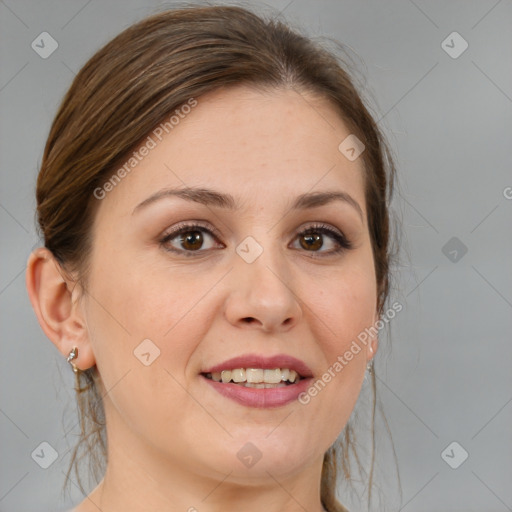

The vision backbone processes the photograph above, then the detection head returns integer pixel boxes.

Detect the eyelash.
[159,221,353,258]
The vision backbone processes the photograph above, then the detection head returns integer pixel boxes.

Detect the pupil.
[302,233,322,251]
[182,231,203,250]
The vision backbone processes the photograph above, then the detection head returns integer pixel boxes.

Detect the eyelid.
[160,220,223,242]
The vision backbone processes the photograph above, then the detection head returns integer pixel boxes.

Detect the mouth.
[200,354,313,408]
[201,367,303,388]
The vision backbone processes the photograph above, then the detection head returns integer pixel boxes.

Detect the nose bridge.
[235,230,287,287]
[225,231,302,331]
[236,220,290,274]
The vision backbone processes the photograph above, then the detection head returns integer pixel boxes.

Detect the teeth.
[242,382,287,388]
[231,368,245,383]
[246,368,264,383]
[263,369,282,383]
[209,368,300,384]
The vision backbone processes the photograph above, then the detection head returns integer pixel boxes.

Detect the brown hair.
[35,4,398,510]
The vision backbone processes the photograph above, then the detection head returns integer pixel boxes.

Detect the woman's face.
[82,85,378,483]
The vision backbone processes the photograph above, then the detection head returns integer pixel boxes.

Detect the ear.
[367,309,379,362]
[25,247,96,371]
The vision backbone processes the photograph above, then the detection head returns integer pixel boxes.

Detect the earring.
[366,359,374,374]
[66,346,79,373]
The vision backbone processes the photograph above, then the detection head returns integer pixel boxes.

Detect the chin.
[221,433,319,480]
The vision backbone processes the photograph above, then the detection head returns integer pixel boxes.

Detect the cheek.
[84,246,215,387]
[288,302,375,458]
[313,262,377,351]
[302,260,376,424]
[82,260,204,440]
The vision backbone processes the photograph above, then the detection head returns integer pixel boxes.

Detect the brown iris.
[180,231,204,251]
[300,232,322,251]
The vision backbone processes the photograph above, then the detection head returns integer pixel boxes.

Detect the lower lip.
[201,375,312,408]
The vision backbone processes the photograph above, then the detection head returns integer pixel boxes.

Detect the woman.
[26,4,397,511]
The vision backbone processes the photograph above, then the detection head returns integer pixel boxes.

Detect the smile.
[203,367,301,387]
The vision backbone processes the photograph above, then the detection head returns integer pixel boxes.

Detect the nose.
[224,247,303,333]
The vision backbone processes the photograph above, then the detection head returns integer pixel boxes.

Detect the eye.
[291,223,352,257]
[159,222,224,257]
[159,221,352,257]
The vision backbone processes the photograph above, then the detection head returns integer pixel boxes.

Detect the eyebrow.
[132,186,364,221]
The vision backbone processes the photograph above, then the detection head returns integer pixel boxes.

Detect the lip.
[201,375,313,408]
[201,353,313,378]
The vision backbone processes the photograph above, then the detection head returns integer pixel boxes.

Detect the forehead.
[97,85,367,218]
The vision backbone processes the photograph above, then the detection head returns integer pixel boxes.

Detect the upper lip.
[202,354,313,378]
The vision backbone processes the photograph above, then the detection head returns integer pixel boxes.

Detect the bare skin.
[27,85,378,512]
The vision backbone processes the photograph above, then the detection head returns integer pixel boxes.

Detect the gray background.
[1,0,511,511]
